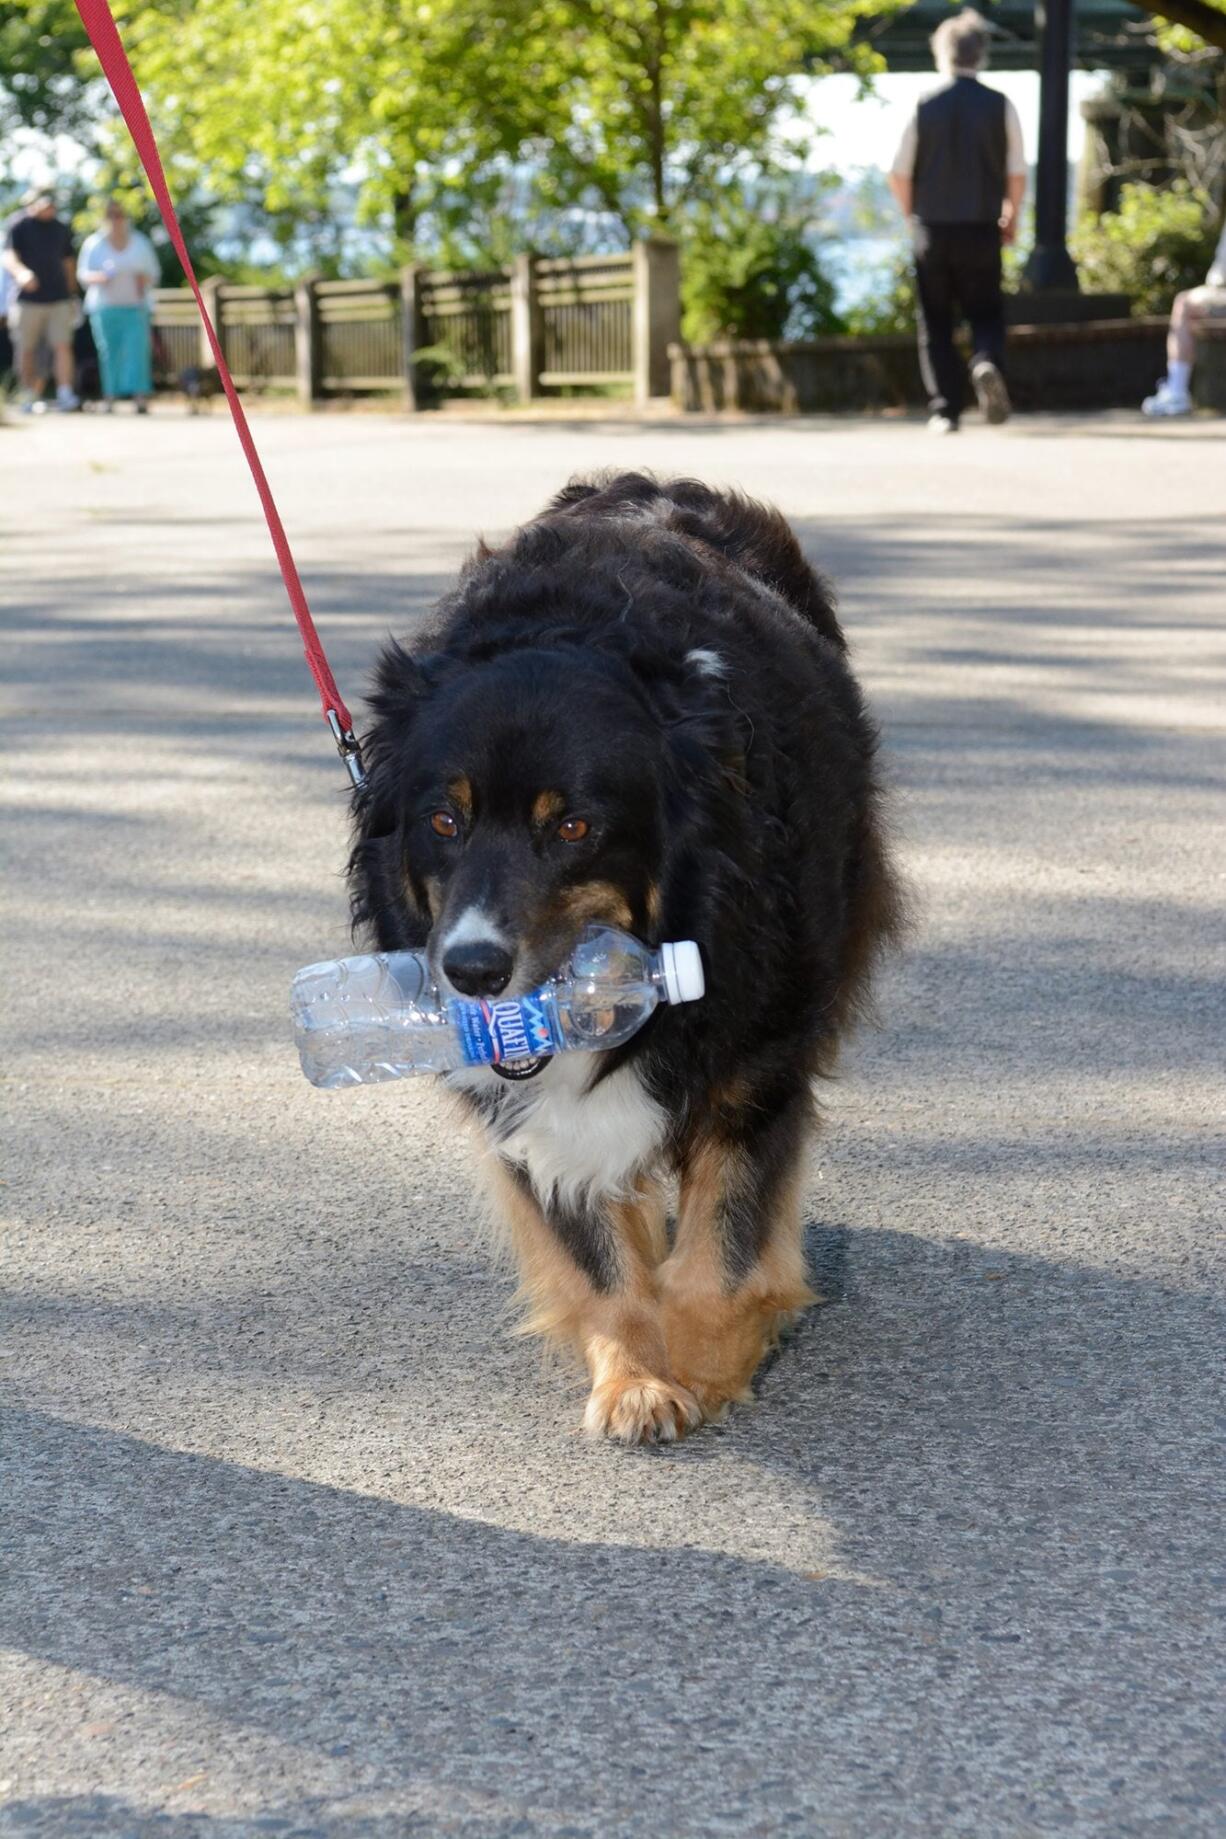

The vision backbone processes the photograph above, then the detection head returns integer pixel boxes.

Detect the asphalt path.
[2,406,1223,1838]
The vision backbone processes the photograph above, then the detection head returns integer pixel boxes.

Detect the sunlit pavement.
[3,406,1223,1838]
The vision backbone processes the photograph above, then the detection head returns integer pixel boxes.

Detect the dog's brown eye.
[558,817,589,843]
[430,810,459,839]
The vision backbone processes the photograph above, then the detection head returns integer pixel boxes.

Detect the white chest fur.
[458,1056,666,1210]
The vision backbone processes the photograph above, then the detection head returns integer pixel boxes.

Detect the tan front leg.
[659,1110,815,1424]
[486,1160,699,1443]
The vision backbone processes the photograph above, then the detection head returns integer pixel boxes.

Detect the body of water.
[825,233,908,314]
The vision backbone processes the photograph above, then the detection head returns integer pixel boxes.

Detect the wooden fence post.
[510,252,543,403]
[633,238,680,405]
[199,274,224,371]
[401,265,427,410]
[294,273,321,408]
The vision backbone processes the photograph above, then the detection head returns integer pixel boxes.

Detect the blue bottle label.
[449,990,563,1066]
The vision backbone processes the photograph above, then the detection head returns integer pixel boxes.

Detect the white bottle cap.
[659,940,705,1005]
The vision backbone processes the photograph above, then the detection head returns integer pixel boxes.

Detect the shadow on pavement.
[4,435,1223,1838]
[3,1211,1223,1836]
[4,509,1223,847]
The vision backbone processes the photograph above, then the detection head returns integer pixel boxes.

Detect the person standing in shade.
[78,199,161,413]
[3,188,79,413]
[888,10,1027,434]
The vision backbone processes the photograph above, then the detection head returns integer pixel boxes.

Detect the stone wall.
[669,318,1226,416]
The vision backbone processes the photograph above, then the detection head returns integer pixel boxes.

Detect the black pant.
[913,222,1005,422]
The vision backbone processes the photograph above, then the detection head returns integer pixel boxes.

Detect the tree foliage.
[59,0,889,269]
[1145,0,1226,56]
[680,177,844,340]
[842,245,916,335]
[0,0,94,147]
[1071,179,1221,312]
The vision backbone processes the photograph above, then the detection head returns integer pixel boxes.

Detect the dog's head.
[349,642,694,1001]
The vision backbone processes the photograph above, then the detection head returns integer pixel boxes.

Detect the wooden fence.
[537,254,635,386]
[150,243,679,408]
[317,279,403,392]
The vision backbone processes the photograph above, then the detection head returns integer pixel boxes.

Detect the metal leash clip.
[327,709,367,789]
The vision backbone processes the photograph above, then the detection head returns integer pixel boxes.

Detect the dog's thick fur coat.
[349,473,902,1440]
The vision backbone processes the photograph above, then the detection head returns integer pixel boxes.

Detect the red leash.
[73,0,365,788]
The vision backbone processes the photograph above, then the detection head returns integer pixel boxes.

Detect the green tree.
[0,1,210,279]
[1071,179,1220,312]
[1146,1,1226,56]
[681,177,844,340]
[108,0,892,268]
[843,246,916,336]
[0,0,94,149]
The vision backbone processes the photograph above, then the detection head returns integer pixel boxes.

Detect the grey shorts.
[1187,285,1226,319]
[10,297,76,352]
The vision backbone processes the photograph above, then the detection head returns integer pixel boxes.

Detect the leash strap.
[73,0,366,788]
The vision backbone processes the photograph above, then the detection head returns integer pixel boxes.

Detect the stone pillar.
[199,274,224,368]
[294,273,321,409]
[510,253,543,402]
[1024,0,1080,291]
[633,238,681,404]
[401,265,426,411]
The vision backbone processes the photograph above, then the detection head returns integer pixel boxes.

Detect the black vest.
[913,76,1007,226]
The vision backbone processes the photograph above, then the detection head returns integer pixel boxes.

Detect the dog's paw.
[583,1374,702,1445]
[674,1378,752,1427]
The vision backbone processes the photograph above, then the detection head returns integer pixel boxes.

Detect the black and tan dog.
[349,473,902,1442]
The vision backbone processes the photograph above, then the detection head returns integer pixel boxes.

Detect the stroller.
[74,315,101,405]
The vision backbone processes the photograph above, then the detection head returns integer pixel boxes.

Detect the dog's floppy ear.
[353,642,445,824]
[665,701,750,809]
[548,480,603,512]
[347,643,445,948]
[626,645,749,808]
[365,640,444,724]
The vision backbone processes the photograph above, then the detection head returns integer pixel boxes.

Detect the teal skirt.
[90,304,152,399]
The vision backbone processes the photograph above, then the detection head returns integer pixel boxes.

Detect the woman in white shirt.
[78,200,160,412]
[1143,219,1226,417]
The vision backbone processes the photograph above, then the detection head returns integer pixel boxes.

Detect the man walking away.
[888,10,1026,434]
[3,188,80,414]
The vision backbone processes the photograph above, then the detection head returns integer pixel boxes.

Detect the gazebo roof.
[854,0,1156,71]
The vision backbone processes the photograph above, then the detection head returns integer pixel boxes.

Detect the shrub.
[679,183,844,343]
[843,246,916,335]
[843,229,1030,337]
[1071,181,1220,315]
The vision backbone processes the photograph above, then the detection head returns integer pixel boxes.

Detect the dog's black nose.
[442,941,514,999]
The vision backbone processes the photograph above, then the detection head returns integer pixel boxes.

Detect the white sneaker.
[1141,380,1191,418]
[971,358,1011,425]
[927,413,958,435]
[55,387,81,412]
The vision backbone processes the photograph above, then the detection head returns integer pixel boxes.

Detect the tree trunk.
[647,0,668,226]
[392,187,416,256]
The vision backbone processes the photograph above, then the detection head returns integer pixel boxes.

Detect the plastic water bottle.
[291,925,705,1089]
